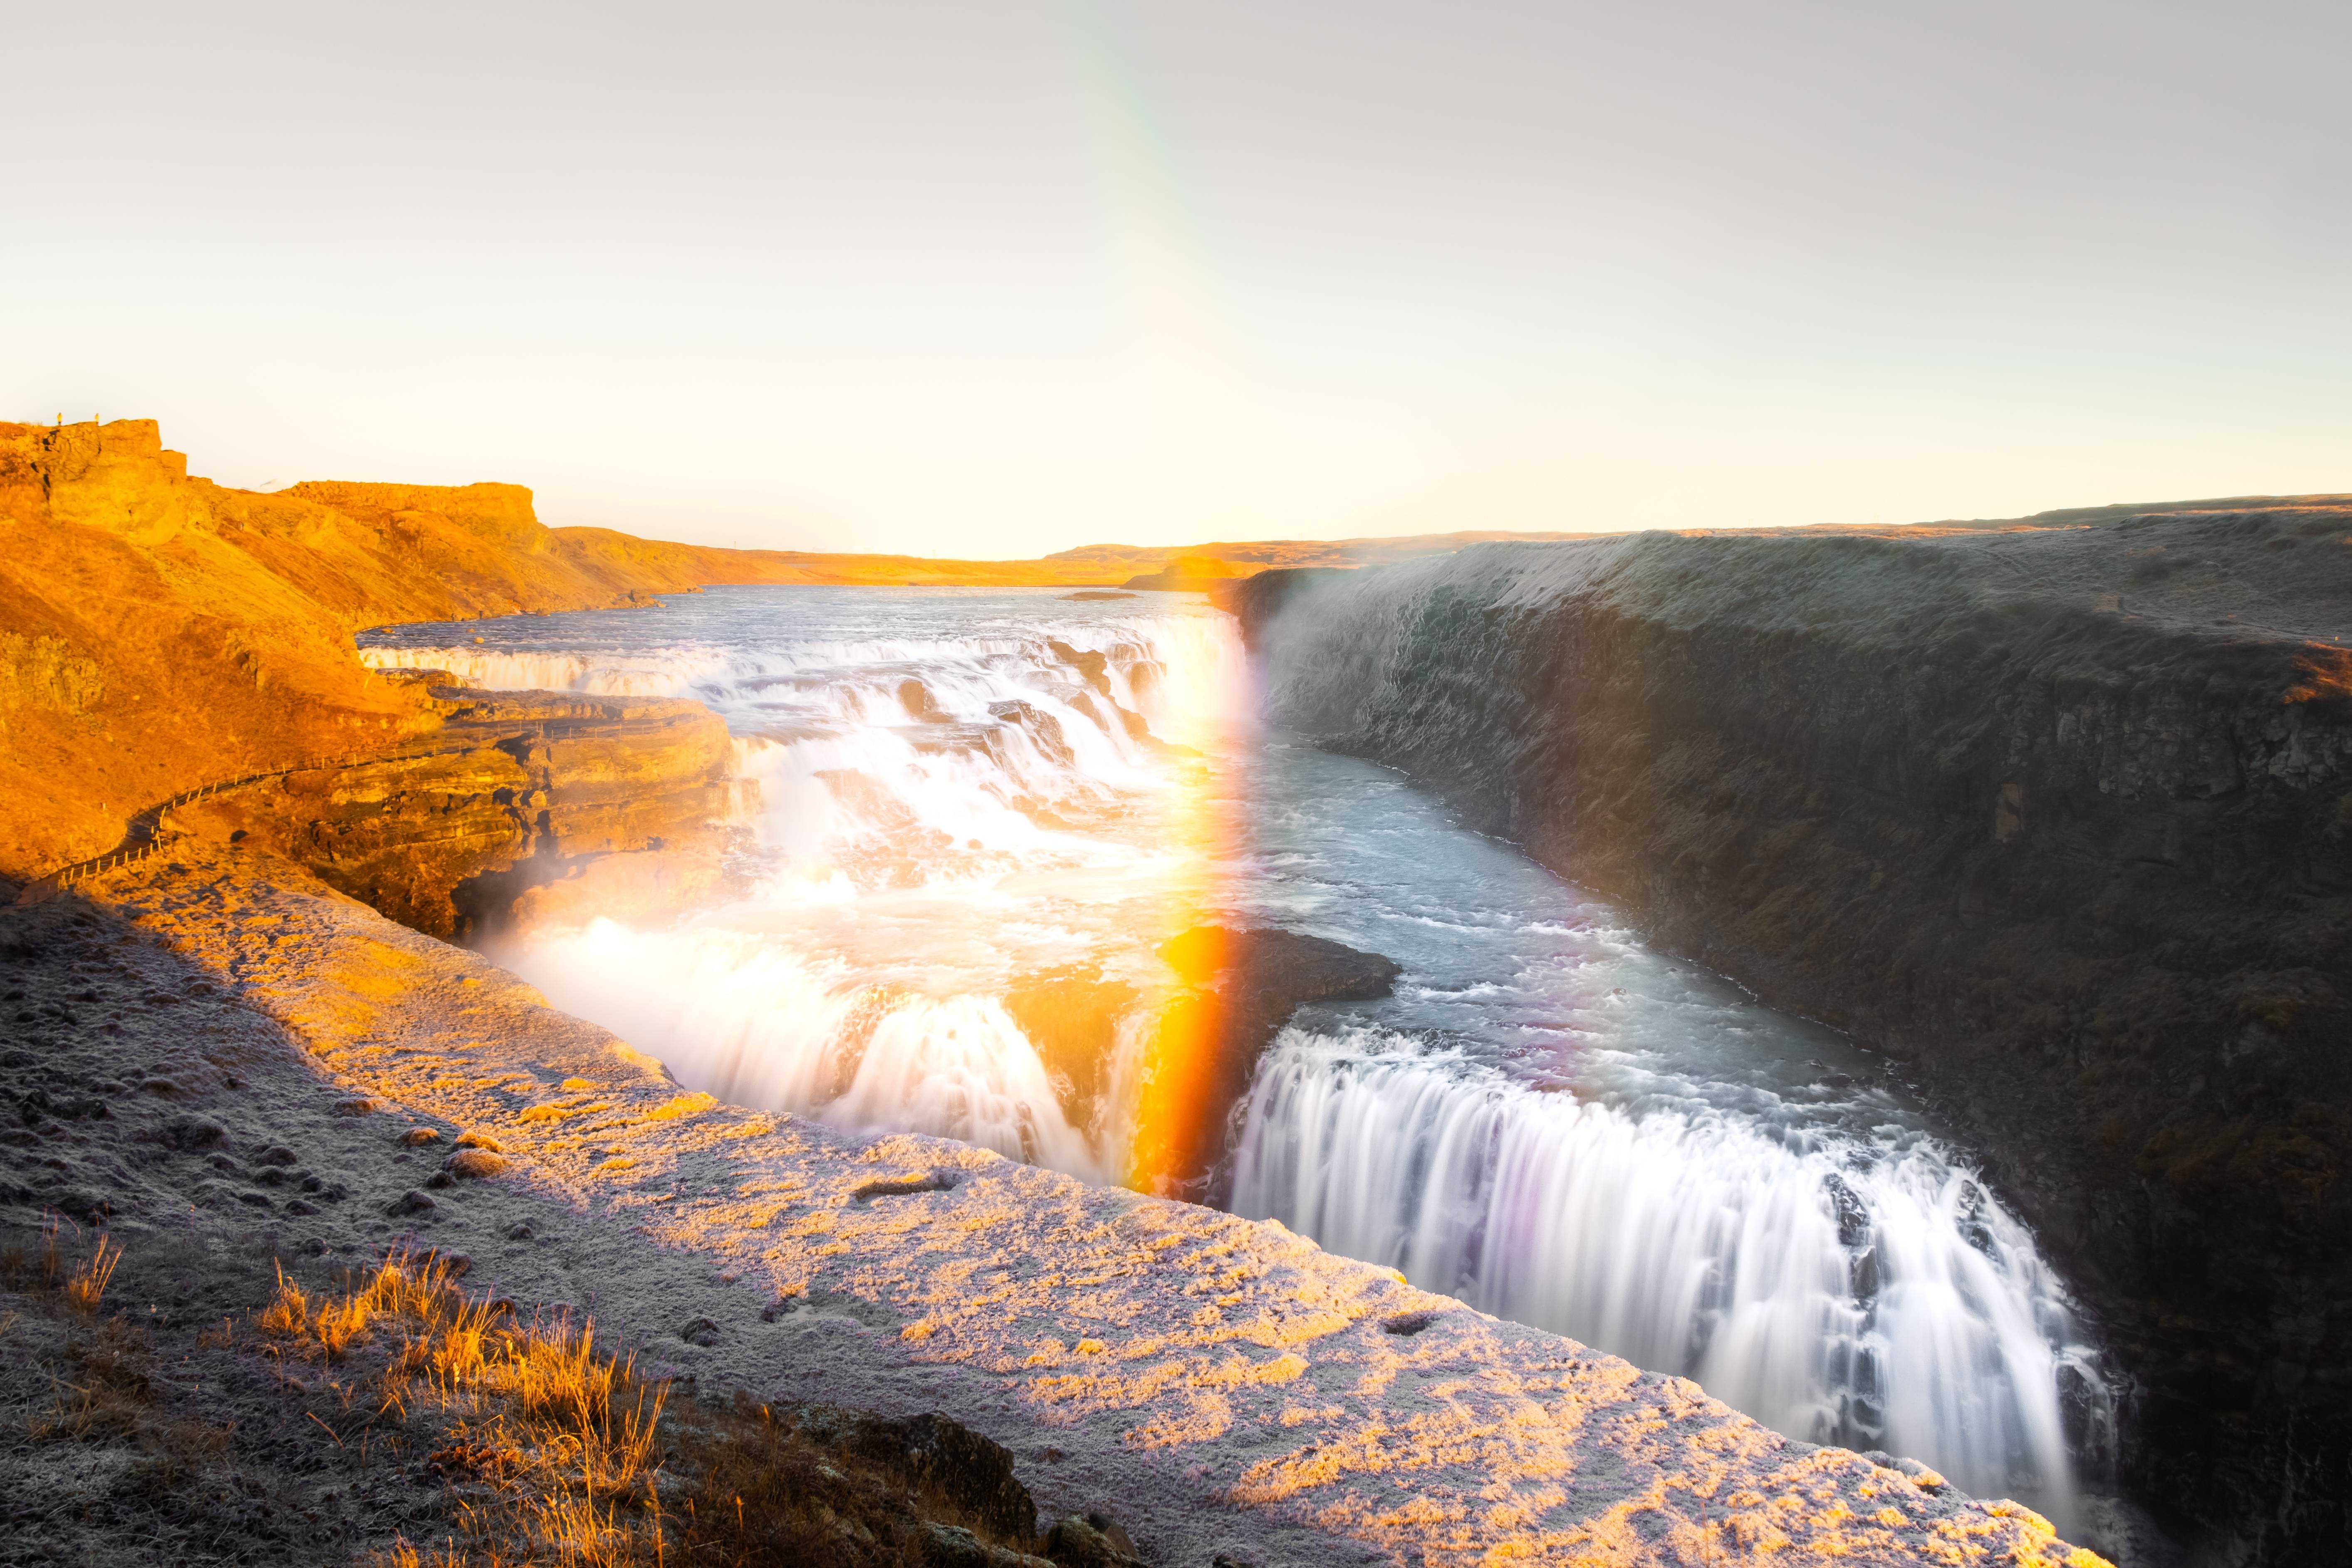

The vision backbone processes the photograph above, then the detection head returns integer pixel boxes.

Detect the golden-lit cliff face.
[0,414,1571,884]
[0,418,1114,881]
[164,687,739,941]
[0,420,750,880]
[3,420,434,878]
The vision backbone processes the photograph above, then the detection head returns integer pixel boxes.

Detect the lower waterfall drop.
[1230,1028,2110,1518]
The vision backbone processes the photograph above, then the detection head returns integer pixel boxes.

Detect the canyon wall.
[1222,505,2352,1564]
[0,419,743,880]
[162,687,738,940]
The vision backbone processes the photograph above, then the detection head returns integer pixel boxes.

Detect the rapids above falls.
[360,585,2113,1526]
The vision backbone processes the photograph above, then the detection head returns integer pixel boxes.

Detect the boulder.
[1043,1512,1142,1568]
[845,1412,1036,1548]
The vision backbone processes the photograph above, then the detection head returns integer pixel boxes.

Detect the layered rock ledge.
[161,686,739,939]
[1218,502,2352,1562]
[7,842,2102,1567]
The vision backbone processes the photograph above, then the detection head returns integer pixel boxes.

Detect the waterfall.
[360,587,2113,1528]
[1230,1027,2110,1517]
[370,597,1252,1183]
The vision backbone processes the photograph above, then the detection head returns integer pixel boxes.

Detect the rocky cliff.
[0,419,749,881]
[1222,503,2352,1565]
[161,687,738,940]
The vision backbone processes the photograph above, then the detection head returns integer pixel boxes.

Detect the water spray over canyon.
[362,585,2112,1525]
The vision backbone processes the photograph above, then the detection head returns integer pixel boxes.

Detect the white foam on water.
[512,920,1107,1179]
[1229,1027,2107,1521]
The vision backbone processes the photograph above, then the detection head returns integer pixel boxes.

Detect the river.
[359,583,2112,1527]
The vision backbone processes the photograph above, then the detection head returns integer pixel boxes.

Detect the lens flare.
[1118,618,1253,1194]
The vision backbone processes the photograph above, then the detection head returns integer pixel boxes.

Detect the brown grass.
[2,1229,1052,1566]
[30,1316,155,1442]
[66,1234,122,1313]
[3,1214,114,1308]
[249,1253,1040,1567]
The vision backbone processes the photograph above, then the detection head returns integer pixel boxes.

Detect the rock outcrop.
[1222,501,2352,1564]
[1132,926,1402,1199]
[162,687,738,940]
[1000,927,1401,1197]
[0,419,757,882]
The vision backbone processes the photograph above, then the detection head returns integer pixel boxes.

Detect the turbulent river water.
[361,585,2114,1526]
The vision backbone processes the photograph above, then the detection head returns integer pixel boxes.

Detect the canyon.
[10,411,2341,1565]
[1219,507,2352,1564]
[0,417,1569,884]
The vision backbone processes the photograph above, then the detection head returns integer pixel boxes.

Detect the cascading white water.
[359,585,2112,1527]
[362,597,1252,1180]
[507,925,1109,1177]
[1229,1030,2107,1516]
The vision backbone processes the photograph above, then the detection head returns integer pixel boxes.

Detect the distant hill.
[1047,529,1602,575]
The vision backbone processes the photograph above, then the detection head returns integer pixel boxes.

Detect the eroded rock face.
[998,929,1399,1194]
[165,687,738,940]
[1002,968,1141,1135]
[836,1411,1039,1546]
[1226,504,2352,1563]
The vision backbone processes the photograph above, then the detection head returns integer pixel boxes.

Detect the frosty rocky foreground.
[30,839,2108,1567]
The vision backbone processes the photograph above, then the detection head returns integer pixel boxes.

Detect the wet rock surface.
[1228,500,2352,1564]
[1149,926,1402,1200]
[998,927,1401,1193]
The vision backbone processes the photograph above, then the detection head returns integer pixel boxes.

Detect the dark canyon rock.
[1043,1510,1143,1567]
[840,1411,1038,1548]
[1145,925,1401,1199]
[1226,501,2352,1563]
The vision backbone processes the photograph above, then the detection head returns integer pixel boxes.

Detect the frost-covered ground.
[53,841,2108,1567]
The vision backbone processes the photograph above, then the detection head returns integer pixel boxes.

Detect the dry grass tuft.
[2,1228,1062,1566]
[66,1235,123,1313]
[260,1261,311,1335]
[3,1216,120,1312]
[261,1252,1040,1567]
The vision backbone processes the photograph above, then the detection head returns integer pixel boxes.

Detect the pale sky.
[5,1,2345,555]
